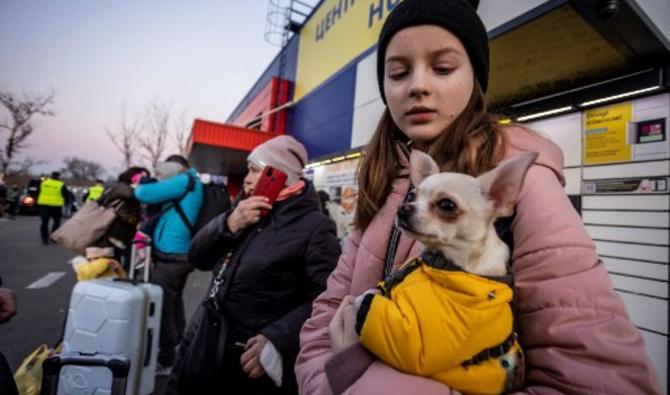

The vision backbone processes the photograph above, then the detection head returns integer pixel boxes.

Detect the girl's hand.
[226,196,272,233]
[329,295,359,354]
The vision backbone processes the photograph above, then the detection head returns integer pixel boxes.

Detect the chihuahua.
[398,149,538,276]
[352,149,538,395]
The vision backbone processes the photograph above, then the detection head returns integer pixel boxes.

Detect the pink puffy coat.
[296,128,661,395]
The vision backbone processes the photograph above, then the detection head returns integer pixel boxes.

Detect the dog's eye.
[437,198,457,212]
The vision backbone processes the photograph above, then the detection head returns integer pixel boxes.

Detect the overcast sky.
[0,0,280,176]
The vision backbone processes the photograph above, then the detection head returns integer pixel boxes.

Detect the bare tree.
[107,107,141,169]
[0,90,55,174]
[61,156,105,181]
[6,156,48,176]
[137,102,170,170]
[172,107,191,157]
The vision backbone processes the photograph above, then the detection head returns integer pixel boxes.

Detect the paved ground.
[0,216,75,368]
[0,215,210,394]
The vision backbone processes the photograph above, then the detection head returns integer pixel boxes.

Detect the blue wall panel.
[226,35,300,123]
[287,65,356,159]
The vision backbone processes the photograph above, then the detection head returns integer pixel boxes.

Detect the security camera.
[595,0,620,21]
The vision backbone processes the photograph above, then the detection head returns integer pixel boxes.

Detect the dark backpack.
[173,174,232,235]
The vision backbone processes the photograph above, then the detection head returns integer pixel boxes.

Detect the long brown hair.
[354,80,506,231]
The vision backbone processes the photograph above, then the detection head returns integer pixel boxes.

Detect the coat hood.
[502,125,565,185]
[395,125,565,186]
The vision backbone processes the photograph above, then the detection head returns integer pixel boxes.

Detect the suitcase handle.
[41,353,130,395]
[143,328,153,367]
[129,242,151,282]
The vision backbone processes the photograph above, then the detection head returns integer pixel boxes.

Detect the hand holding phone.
[226,166,286,233]
[252,166,288,216]
[226,196,272,233]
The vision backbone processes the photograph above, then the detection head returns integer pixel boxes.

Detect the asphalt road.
[0,216,75,368]
[0,215,211,394]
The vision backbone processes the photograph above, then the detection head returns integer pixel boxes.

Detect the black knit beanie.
[376,0,489,104]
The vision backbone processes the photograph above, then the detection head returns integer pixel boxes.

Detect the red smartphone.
[252,166,288,216]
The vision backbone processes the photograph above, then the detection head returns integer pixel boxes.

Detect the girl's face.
[384,25,475,146]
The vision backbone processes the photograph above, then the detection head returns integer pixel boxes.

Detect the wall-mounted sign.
[583,177,669,194]
[583,102,633,165]
[636,118,666,144]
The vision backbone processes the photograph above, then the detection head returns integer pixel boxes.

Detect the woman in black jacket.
[173,136,340,395]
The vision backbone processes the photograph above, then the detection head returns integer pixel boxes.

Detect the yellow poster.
[583,102,632,165]
[295,0,402,100]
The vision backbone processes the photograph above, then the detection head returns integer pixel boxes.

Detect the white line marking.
[26,272,66,289]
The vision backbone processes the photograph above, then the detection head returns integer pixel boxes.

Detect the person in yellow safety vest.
[36,171,69,245]
[84,180,105,202]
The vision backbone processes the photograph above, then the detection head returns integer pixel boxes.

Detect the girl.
[295,0,661,394]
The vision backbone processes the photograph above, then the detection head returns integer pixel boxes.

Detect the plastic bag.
[13,343,61,395]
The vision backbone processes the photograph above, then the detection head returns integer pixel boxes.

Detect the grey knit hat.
[247,135,308,184]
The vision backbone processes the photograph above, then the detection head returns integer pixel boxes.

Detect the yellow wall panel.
[295,0,401,100]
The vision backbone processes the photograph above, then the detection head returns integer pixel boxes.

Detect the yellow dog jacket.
[356,251,524,394]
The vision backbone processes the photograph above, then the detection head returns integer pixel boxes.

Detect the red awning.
[191,119,279,151]
[187,119,279,177]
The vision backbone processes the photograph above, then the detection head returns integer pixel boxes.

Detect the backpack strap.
[379,258,422,296]
[383,180,415,279]
[171,173,197,234]
[173,201,195,235]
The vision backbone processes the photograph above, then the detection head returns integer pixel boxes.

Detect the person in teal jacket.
[134,154,203,373]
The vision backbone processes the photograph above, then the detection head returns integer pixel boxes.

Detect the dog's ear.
[478,152,538,217]
[410,150,439,186]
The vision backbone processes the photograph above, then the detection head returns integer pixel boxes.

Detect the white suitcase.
[58,246,162,395]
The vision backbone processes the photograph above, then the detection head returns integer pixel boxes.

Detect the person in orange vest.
[36,171,69,245]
